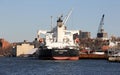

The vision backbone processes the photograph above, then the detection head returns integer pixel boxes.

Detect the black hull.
[38,48,79,60]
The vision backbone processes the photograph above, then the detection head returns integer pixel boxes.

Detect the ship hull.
[53,56,79,60]
[38,48,79,60]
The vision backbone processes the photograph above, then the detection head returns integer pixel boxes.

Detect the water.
[0,57,120,75]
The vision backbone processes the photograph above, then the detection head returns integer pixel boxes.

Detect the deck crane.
[63,9,73,25]
[97,14,108,39]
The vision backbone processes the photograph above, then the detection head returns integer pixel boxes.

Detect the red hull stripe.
[53,57,79,60]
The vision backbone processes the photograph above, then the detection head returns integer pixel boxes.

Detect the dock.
[79,54,108,59]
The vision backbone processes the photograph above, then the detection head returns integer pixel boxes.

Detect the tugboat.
[36,12,80,60]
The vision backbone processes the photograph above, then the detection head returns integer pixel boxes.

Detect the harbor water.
[0,57,120,75]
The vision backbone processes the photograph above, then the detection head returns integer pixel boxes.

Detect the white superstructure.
[37,15,79,49]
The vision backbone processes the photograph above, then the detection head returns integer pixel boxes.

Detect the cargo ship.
[36,12,80,60]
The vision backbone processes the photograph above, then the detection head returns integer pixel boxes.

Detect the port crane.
[98,14,104,33]
[97,14,108,40]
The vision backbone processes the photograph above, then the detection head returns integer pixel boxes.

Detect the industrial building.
[0,38,10,49]
[78,30,91,39]
[12,41,36,57]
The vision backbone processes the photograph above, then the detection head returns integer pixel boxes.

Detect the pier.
[79,54,108,59]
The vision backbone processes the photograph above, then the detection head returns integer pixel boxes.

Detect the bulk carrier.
[36,12,80,60]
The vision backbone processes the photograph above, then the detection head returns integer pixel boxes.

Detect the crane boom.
[98,14,104,33]
[63,9,73,25]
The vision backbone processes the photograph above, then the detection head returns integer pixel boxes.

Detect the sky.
[0,0,120,42]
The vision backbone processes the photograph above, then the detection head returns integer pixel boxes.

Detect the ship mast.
[51,16,53,31]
